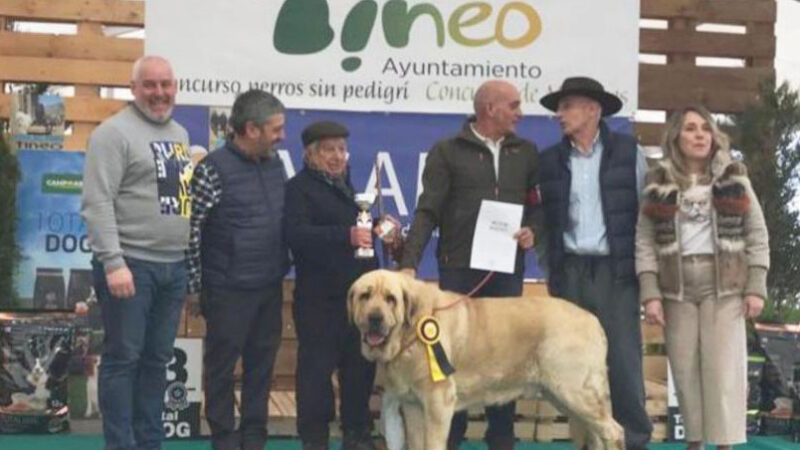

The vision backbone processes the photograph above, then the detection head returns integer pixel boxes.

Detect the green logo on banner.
[273,0,543,72]
[42,174,83,194]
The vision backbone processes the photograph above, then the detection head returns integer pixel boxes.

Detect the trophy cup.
[354,192,376,259]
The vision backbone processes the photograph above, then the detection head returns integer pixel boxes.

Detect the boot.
[342,428,377,450]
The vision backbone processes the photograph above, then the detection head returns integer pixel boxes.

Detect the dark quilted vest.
[539,122,639,296]
[201,143,289,290]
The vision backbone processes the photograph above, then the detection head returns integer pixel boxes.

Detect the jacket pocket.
[717,250,747,293]
[656,252,681,299]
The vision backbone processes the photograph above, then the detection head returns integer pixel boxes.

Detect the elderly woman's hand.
[374,215,402,244]
[350,226,373,248]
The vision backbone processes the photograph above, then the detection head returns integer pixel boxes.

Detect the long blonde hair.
[660,105,730,188]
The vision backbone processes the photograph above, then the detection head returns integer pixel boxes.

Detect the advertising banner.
[146,0,640,116]
[11,150,90,311]
[163,338,203,439]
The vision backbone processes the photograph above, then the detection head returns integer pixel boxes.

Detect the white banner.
[146,0,639,115]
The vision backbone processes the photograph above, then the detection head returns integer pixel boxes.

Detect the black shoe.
[302,441,328,450]
[486,435,515,450]
[342,429,377,450]
[211,432,242,450]
[242,440,266,450]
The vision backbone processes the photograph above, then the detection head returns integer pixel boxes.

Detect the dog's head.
[27,358,48,386]
[13,111,33,134]
[348,270,430,362]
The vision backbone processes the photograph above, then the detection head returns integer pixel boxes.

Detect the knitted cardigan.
[635,154,770,302]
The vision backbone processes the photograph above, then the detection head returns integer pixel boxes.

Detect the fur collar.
[643,159,751,218]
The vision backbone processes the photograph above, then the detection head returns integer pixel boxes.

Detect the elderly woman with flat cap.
[284,121,398,450]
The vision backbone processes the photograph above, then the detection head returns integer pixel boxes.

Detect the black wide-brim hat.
[540,77,623,117]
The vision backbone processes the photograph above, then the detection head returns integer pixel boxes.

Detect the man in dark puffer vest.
[538,77,652,450]
[187,90,289,450]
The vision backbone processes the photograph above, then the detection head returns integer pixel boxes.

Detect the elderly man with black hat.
[284,120,399,450]
[537,77,652,450]
[187,89,290,450]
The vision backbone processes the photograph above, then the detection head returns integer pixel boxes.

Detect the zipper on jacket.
[494,148,504,199]
[711,207,722,297]
[675,190,684,302]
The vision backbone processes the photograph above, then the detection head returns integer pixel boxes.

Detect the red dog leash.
[433,271,495,312]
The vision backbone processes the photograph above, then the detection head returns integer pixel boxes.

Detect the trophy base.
[355,248,375,259]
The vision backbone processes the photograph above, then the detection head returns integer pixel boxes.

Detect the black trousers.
[560,255,653,450]
[293,293,376,444]
[201,282,283,450]
[439,268,523,447]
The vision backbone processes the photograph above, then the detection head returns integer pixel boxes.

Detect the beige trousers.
[663,255,747,445]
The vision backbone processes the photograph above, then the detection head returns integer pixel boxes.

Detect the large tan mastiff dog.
[348,270,623,450]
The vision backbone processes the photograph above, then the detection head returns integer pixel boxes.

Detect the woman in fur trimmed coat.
[635,105,770,450]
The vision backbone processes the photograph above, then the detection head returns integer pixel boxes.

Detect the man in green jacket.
[399,80,541,450]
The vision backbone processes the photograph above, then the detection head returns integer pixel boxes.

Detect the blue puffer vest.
[200,143,289,290]
[539,122,639,296]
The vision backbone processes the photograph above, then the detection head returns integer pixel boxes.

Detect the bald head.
[473,80,516,116]
[472,80,522,140]
[131,55,173,83]
[130,55,176,123]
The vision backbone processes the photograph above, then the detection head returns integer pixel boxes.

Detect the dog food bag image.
[0,317,75,433]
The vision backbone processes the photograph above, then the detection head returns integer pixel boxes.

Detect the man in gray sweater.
[81,55,192,450]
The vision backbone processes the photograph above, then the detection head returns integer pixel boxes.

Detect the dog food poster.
[163,338,203,439]
[10,150,91,311]
[0,319,74,433]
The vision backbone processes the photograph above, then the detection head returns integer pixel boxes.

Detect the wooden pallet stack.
[636,0,776,145]
[0,0,142,149]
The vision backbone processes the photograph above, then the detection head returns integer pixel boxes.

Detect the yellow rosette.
[416,315,455,382]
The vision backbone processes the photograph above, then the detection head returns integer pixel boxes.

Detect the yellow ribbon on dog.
[416,316,455,382]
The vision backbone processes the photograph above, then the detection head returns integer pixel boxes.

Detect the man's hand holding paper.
[470,200,525,274]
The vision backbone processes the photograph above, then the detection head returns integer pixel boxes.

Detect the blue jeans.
[92,257,187,450]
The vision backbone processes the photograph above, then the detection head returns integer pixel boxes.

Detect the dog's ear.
[346,285,357,324]
[401,276,420,327]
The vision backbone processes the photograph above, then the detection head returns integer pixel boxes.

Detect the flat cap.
[301,120,349,147]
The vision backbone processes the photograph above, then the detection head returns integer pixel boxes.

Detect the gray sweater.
[81,105,191,271]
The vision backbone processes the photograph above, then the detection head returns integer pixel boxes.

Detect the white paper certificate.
[469,200,524,274]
